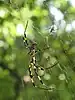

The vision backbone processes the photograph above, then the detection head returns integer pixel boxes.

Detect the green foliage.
[0,0,75,100]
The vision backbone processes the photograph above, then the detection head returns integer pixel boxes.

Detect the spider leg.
[36,61,58,74]
[31,45,54,88]
[28,63,36,87]
[32,62,52,90]
[28,48,48,89]
[31,47,46,86]
[30,43,58,89]
[29,61,46,89]
[45,61,59,70]
[32,54,51,89]
[23,20,29,48]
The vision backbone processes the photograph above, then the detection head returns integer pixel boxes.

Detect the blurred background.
[0,0,75,100]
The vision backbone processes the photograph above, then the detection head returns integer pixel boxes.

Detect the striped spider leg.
[23,21,53,90]
[23,20,29,47]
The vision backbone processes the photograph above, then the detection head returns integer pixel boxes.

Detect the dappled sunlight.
[0,9,6,18]
[72,20,75,30]
[69,0,75,7]
[66,23,72,32]
[0,40,4,47]
[49,6,64,21]
[16,23,24,36]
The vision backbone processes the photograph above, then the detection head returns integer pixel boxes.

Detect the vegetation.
[0,0,75,100]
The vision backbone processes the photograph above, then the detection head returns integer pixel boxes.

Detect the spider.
[23,20,58,90]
